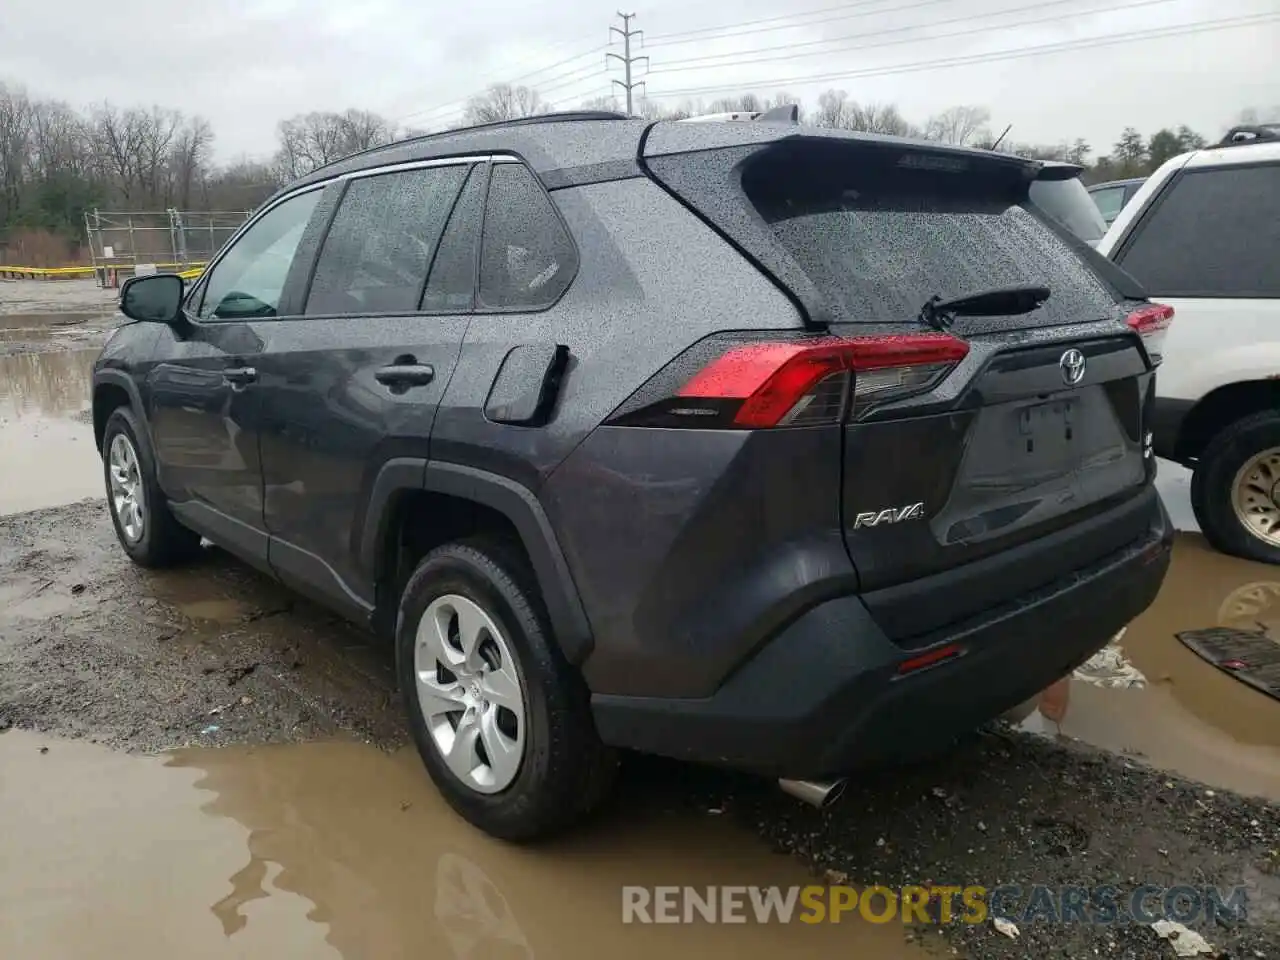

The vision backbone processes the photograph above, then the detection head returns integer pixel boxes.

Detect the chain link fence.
[82,208,251,285]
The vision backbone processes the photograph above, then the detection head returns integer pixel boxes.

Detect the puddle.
[0,311,101,342]
[1025,533,1280,801]
[0,348,102,514]
[0,732,926,960]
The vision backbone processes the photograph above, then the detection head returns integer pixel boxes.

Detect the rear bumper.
[590,491,1173,778]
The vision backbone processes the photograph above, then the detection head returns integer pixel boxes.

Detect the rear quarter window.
[478,163,578,311]
[1116,163,1280,298]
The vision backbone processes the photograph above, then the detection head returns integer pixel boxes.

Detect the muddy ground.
[2,280,1279,960]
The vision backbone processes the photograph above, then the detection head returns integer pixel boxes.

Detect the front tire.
[1191,410,1280,564]
[101,406,202,567]
[396,539,616,841]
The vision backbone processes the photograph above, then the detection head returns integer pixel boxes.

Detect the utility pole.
[607,12,648,116]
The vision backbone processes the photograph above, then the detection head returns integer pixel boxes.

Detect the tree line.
[0,77,1273,265]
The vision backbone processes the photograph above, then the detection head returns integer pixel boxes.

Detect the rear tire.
[396,538,617,841]
[101,406,203,568]
[1190,410,1280,565]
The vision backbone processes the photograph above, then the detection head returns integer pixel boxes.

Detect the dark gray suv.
[93,111,1174,840]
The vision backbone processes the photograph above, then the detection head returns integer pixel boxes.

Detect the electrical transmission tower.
[607,12,648,115]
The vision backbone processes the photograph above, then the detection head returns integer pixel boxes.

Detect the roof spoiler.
[757,104,800,124]
[1034,161,1084,181]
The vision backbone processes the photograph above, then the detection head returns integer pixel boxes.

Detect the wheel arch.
[360,458,595,665]
[1176,379,1280,463]
[92,371,146,454]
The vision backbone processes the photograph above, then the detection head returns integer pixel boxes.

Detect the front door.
[148,188,325,565]
[253,161,483,615]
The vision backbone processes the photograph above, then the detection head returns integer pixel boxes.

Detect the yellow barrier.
[0,262,207,280]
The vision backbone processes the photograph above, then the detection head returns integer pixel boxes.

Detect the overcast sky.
[4,0,1277,163]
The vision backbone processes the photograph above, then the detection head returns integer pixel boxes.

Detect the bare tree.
[90,104,147,202]
[845,102,915,137]
[0,84,33,223]
[924,105,991,146]
[812,89,851,129]
[579,95,622,113]
[708,93,762,114]
[273,109,398,179]
[167,117,213,209]
[135,107,183,203]
[463,84,549,125]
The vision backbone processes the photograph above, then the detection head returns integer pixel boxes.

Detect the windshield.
[1029,177,1108,245]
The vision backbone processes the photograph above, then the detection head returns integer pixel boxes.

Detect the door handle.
[224,366,257,386]
[375,364,435,388]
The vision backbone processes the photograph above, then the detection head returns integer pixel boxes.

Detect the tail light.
[607,332,969,429]
[1126,303,1174,365]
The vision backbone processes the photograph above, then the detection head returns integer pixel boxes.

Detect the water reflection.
[1027,533,1280,800]
[171,740,923,960]
[0,347,100,513]
[0,347,96,419]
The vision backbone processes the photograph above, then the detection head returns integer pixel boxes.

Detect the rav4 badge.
[852,502,926,529]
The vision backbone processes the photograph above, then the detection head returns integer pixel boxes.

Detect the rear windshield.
[1029,176,1107,245]
[741,143,1120,326]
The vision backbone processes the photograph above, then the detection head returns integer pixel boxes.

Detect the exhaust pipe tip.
[778,777,848,809]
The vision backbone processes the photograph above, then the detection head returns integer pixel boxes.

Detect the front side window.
[197,189,321,320]
[478,164,577,310]
[1117,164,1280,298]
[306,165,470,315]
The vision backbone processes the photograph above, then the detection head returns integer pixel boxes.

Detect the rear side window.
[478,163,577,311]
[742,145,1117,325]
[1116,164,1280,298]
[306,165,469,315]
[1029,177,1107,245]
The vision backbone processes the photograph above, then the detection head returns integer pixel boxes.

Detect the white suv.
[1097,124,1280,562]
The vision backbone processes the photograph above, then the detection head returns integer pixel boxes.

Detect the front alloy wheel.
[107,433,146,543]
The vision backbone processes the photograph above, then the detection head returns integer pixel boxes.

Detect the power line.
[396,42,606,124]
[644,0,935,44]
[647,0,1188,75]
[643,12,1278,100]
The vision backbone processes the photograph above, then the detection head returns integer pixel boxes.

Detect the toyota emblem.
[1060,348,1086,385]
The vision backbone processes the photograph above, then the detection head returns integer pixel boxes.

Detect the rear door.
[1107,159,1280,405]
[253,160,482,617]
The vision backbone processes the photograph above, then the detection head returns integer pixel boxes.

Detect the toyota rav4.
[93,111,1174,840]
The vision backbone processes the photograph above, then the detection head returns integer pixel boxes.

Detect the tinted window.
[1090,186,1126,223]
[1117,164,1280,298]
[1030,177,1107,244]
[198,189,321,320]
[306,165,469,315]
[743,148,1117,326]
[478,164,577,310]
[421,165,485,312]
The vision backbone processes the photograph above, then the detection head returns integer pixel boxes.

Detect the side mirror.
[120,273,184,324]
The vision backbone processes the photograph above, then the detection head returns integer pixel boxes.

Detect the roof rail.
[675,103,801,125]
[1217,123,1280,146]
[306,110,634,178]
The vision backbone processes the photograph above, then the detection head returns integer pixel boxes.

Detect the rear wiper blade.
[919,285,1051,330]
